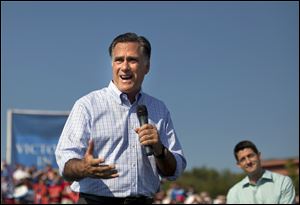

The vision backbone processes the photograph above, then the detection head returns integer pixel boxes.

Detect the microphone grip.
[145,145,154,156]
[138,115,153,156]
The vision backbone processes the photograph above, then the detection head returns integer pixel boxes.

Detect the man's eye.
[128,57,138,63]
[249,153,256,158]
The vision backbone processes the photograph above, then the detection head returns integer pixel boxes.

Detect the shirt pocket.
[91,118,127,160]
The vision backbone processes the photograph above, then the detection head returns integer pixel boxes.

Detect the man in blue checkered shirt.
[55,32,186,204]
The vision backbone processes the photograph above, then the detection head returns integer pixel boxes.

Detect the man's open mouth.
[120,75,133,80]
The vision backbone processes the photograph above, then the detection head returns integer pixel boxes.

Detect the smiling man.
[55,32,186,204]
[226,140,295,204]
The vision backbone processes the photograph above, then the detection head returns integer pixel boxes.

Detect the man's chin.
[245,167,257,174]
[117,84,133,92]
[120,88,134,94]
[120,88,140,98]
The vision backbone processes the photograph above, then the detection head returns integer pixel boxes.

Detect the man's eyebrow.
[126,56,139,61]
[114,56,124,60]
[114,56,139,61]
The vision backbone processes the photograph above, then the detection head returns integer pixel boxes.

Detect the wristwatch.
[154,145,166,159]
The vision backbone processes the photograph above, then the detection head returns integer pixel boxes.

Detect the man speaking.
[55,32,186,204]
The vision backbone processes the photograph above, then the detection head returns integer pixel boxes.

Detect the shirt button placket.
[128,110,137,194]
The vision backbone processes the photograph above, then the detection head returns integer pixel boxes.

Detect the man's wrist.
[63,158,85,181]
[154,145,166,159]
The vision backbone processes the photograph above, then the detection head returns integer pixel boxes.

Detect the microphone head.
[137,104,148,117]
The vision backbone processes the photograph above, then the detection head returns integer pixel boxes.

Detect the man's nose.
[121,61,130,71]
[245,157,251,164]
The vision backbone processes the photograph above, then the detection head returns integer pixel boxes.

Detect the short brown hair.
[234,140,259,161]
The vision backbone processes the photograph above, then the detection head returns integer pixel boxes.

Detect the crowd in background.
[1,161,78,204]
[1,161,226,204]
[1,161,298,204]
[152,182,226,204]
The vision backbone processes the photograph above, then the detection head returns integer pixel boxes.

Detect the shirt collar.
[108,81,143,105]
[242,169,273,188]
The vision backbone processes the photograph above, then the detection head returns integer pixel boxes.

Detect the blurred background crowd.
[1,161,227,204]
[1,161,78,204]
[1,161,298,204]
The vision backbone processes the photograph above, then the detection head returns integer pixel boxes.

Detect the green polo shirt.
[226,170,295,204]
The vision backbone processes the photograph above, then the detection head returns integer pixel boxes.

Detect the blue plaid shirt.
[55,81,186,197]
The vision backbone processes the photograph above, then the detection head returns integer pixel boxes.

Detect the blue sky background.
[1,1,299,173]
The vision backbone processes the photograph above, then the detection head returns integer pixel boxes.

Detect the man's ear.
[257,152,261,160]
[145,62,150,74]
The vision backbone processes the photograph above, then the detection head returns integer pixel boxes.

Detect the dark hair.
[234,140,259,161]
[109,32,151,61]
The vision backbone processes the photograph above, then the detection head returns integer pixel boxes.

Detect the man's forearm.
[155,148,177,176]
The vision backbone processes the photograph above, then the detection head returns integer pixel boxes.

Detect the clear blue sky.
[1,2,299,173]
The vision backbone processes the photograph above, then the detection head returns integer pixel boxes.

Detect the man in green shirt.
[227,140,296,204]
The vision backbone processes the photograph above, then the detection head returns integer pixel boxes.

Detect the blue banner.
[8,110,68,170]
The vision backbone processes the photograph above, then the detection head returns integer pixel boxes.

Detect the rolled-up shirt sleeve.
[55,100,91,176]
[280,176,296,204]
[160,110,187,180]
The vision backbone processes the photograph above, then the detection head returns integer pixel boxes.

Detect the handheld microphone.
[136,104,153,156]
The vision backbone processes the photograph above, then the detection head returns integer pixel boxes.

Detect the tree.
[162,166,244,198]
[285,159,299,195]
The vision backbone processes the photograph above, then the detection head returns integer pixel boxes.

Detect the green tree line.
[286,159,299,195]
